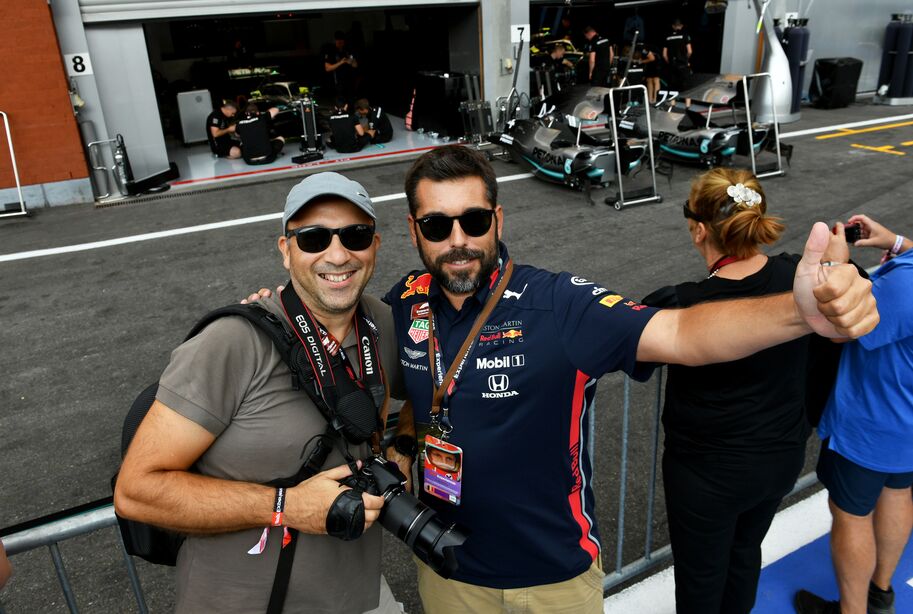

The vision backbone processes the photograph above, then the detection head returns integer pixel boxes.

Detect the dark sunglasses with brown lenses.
[285,223,376,253]
[414,208,495,242]
[682,201,704,222]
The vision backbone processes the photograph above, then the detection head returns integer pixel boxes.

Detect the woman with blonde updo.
[643,167,812,614]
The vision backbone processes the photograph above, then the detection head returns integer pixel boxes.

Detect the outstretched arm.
[637,222,878,365]
[115,401,383,535]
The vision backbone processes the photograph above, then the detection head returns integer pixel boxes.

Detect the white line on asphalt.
[0,173,534,263]
[5,110,913,264]
[780,113,913,139]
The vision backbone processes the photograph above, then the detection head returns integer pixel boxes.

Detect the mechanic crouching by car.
[236,102,285,165]
[353,99,393,144]
[328,99,371,154]
[206,100,241,159]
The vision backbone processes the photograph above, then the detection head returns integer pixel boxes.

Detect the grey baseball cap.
[282,172,376,229]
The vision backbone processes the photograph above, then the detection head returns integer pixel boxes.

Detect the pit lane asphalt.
[0,101,910,613]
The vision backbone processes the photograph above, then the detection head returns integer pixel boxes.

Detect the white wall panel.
[801,0,910,93]
[723,0,911,95]
[85,23,169,178]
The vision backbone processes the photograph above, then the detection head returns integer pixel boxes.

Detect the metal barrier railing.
[0,111,29,219]
[0,498,147,614]
[0,370,819,609]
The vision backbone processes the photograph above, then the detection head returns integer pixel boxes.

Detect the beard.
[419,239,500,296]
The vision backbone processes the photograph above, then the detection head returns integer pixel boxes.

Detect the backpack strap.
[186,304,327,403]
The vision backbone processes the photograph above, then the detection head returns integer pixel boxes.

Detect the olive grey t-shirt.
[156,293,403,614]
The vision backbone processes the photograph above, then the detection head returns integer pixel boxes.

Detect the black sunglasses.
[682,201,703,222]
[414,209,495,243]
[285,223,375,253]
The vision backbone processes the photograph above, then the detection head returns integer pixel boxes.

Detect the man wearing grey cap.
[115,172,405,613]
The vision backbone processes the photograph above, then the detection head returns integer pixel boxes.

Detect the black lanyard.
[426,259,514,437]
[279,284,385,416]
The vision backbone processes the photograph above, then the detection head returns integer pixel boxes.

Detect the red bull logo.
[502,329,523,339]
[401,273,432,299]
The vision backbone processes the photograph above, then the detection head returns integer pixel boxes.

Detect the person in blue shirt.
[795,216,913,614]
[384,145,878,614]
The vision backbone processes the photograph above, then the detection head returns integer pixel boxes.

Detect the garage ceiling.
[78,0,477,23]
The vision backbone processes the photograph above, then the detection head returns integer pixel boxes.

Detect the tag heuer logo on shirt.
[408,319,430,344]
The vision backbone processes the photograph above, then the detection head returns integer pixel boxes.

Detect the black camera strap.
[279,284,385,449]
[262,287,387,614]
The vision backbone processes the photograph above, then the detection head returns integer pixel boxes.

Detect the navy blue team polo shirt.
[383,243,659,588]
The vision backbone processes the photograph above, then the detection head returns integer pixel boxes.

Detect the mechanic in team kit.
[583,26,613,86]
[663,18,693,98]
[206,101,241,159]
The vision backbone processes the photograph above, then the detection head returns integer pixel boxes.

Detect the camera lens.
[380,492,468,579]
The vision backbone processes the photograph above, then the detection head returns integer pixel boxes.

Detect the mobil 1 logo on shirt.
[476,354,525,370]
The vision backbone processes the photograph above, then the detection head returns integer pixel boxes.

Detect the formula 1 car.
[489,86,647,201]
[616,75,773,167]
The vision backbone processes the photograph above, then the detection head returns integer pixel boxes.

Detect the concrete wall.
[0,0,89,204]
[480,0,529,111]
[801,0,910,93]
[722,0,910,96]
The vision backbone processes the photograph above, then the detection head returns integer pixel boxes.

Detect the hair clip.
[726,183,762,208]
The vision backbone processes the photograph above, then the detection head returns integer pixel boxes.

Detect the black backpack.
[112,304,328,566]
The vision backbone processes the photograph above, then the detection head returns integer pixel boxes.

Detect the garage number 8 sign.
[64,53,94,77]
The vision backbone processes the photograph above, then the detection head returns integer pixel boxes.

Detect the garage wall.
[800,0,910,94]
[0,1,88,193]
[85,24,171,180]
[723,0,911,96]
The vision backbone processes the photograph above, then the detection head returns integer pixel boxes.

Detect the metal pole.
[644,368,664,557]
[742,75,758,176]
[48,542,80,614]
[116,529,149,614]
[0,111,28,218]
[608,91,626,206]
[743,72,785,179]
[615,376,632,573]
[588,395,596,482]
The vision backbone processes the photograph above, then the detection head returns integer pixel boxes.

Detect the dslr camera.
[333,455,468,578]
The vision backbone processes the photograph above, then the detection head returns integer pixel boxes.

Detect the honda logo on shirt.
[488,374,509,392]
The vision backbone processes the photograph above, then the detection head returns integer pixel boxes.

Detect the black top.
[664,30,692,66]
[206,110,234,154]
[642,253,811,458]
[329,113,363,152]
[235,113,273,158]
[364,107,393,143]
[584,35,612,72]
[323,44,356,86]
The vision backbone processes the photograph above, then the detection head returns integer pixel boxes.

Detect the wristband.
[891,234,905,255]
[271,487,286,527]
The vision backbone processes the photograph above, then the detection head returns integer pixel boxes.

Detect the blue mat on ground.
[753,534,913,613]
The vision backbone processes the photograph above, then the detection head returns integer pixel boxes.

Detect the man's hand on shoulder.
[241,284,285,304]
[286,463,384,535]
[794,222,878,339]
